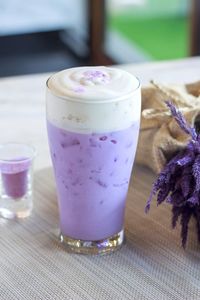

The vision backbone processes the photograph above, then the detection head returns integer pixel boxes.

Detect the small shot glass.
[0,143,36,219]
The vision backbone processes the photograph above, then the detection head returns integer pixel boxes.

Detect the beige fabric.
[137,80,200,173]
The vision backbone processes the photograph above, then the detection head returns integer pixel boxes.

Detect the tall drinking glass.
[46,67,141,254]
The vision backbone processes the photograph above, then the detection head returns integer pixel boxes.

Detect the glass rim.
[0,143,36,164]
[46,71,141,104]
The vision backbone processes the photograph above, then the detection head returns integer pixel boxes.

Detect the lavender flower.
[193,155,200,191]
[146,100,200,247]
[165,101,197,140]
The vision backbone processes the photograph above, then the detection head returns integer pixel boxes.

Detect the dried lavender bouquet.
[146,101,200,247]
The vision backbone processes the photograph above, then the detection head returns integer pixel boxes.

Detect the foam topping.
[47,66,139,102]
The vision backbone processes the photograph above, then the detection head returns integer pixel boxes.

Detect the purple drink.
[47,121,139,241]
[0,143,35,219]
[2,167,28,199]
[46,66,141,254]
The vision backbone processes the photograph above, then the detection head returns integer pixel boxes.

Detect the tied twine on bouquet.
[137,80,200,247]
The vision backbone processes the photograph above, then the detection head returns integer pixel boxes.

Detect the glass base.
[0,194,32,219]
[59,229,124,255]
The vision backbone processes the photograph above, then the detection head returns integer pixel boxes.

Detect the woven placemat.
[1,165,200,300]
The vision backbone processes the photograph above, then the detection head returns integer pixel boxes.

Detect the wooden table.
[1,57,200,300]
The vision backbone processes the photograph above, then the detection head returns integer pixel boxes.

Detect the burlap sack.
[136,80,200,173]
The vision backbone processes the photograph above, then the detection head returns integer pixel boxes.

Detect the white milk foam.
[46,66,141,133]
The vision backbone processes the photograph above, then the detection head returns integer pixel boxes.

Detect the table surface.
[1,57,200,300]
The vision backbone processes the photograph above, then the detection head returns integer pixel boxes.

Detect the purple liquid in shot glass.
[1,158,30,199]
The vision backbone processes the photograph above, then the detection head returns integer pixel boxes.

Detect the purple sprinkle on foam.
[83,70,110,83]
[73,86,85,93]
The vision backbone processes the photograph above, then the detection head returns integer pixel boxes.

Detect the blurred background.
[0,0,199,77]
